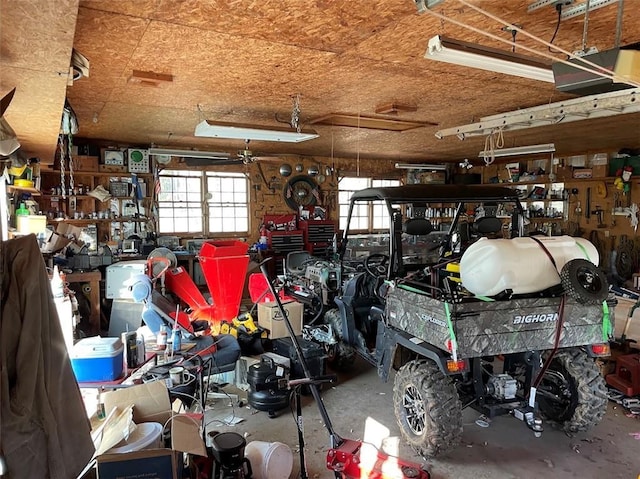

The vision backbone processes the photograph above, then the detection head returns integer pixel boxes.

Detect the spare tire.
[560,259,608,304]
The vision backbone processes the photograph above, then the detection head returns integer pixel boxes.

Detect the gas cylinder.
[459,235,599,297]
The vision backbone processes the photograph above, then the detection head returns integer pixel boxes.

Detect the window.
[158,170,202,234]
[206,172,249,233]
[338,177,401,231]
[157,170,249,235]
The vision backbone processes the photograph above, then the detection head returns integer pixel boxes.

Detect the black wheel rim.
[537,366,574,422]
[402,384,426,435]
[576,265,603,295]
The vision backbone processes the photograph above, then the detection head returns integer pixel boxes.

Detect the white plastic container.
[244,441,293,479]
[106,422,163,454]
[459,235,599,297]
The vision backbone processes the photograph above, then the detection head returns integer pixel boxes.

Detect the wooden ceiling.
[2,0,639,166]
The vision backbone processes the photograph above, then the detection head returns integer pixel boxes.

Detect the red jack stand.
[327,439,430,479]
[606,353,640,396]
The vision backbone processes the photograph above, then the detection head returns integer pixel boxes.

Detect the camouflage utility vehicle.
[305,184,613,458]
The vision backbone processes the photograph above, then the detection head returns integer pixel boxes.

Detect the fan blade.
[0,88,16,116]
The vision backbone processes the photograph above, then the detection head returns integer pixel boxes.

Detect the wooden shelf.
[528,217,564,222]
[42,194,96,200]
[41,170,152,178]
[523,198,566,203]
[47,218,149,225]
[7,185,40,196]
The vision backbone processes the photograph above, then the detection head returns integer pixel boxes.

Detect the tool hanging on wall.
[585,187,591,224]
[591,205,606,228]
[616,235,636,280]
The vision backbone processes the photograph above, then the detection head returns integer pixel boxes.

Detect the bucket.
[244,441,293,479]
[106,422,163,454]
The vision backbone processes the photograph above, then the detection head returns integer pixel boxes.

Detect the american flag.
[153,163,161,200]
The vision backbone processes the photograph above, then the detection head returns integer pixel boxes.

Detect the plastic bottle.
[171,328,181,353]
[15,202,29,217]
[15,202,30,232]
[50,265,65,299]
[157,325,168,351]
[136,335,146,365]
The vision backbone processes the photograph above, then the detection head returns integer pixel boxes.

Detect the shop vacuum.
[247,356,290,417]
[258,259,430,479]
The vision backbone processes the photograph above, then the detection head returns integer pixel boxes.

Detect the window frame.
[338,176,402,233]
[205,171,250,235]
[157,169,250,236]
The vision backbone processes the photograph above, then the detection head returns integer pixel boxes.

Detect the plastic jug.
[459,235,599,297]
[50,265,65,298]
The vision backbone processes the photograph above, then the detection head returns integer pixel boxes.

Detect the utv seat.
[403,217,433,236]
[286,251,312,275]
[473,216,503,236]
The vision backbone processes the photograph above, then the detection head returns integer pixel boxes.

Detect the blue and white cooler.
[70,336,124,382]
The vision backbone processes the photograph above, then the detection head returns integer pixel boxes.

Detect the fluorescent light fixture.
[195,120,319,142]
[395,163,448,170]
[425,35,555,83]
[479,143,555,158]
[148,147,230,160]
[436,87,640,138]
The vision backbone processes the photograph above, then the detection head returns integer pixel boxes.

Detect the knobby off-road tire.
[560,259,608,304]
[324,308,357,371]
[393,359,462,458]
[538,348,607,433]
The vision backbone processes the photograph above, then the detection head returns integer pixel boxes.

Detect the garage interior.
[2,0,640,478]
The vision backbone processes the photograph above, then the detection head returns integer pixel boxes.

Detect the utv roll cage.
[338,184,526,279]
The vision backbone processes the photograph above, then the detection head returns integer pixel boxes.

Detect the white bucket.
[245,441,293,479]
[106,422,163,454]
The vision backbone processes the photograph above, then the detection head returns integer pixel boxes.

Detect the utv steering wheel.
[364,253,390,278]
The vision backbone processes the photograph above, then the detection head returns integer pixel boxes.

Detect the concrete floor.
[204,357,640,479]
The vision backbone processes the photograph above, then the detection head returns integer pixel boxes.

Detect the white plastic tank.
[459,235,599,297]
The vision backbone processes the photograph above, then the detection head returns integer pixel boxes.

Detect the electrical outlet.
[605,230,610,238]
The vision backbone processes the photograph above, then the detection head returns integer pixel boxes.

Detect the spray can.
[121,331,138,369]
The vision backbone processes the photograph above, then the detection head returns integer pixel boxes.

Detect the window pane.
[158,170,203,233]
[339,177,400,232]
[206,172,249,234]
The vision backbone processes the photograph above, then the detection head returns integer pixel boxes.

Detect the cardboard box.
[592,164,608,178]
[573,168,593,179]
[97,449,177,479]
[257,300,304,339]
[102,380,172,425]
[40,222,85,253]
[555,166,573,181]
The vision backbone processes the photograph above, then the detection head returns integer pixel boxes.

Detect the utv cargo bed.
[385,286,614,358]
